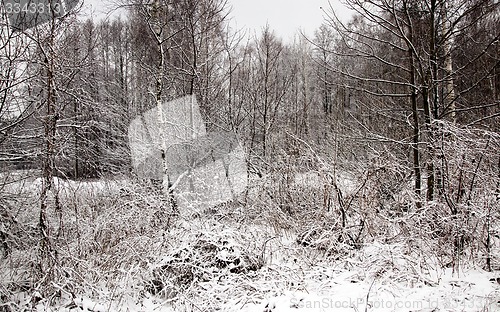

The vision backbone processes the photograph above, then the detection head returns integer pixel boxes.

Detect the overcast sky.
[227,0,350,41]
[81,0,351,41]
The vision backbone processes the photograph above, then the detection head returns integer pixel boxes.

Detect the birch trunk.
[150,0,174,205]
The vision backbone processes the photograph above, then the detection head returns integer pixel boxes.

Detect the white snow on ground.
[30,236,497,312]
[294,171,357,193]
[232,241,500,312]
[2,172,498,312]
[1,170,131,199]
[238,265,499,312]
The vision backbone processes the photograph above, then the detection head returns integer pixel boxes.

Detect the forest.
[0,0,499,311]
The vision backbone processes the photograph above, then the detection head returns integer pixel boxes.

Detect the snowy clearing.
[1,169,499,312]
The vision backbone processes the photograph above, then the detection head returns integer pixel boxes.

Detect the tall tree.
[22,2,84,288]
[0,19,38,166]
[318,0,499,204]
[250,26,291,158]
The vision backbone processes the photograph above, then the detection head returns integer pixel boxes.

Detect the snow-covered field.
[21,230,500,312]
[1,172,499,312]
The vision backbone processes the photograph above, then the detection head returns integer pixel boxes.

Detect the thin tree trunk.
[442,2,456,123]
[39,20,60,286]
[74,99,79,179]
[151,0,174,208]
[422,84,435,201]
[407,40,422,206]
[410,82,422,206]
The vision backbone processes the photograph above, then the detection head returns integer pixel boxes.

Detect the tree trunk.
[407,24,422,206]
[150,0,172,201]
[421,79,435,202]
[442,2,456,123]
[39,21,60,286]
[410,78,422,206]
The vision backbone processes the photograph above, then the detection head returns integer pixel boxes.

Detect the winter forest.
[0,0,499,311]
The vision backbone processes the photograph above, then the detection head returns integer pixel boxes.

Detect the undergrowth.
[0,132,499,312]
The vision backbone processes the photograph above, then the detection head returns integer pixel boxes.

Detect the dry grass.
[0,142,498,311]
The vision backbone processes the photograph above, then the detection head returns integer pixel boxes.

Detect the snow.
[293,171,356,194]
[238,249,499,312]
[5,226,500,312]
[1,171,498,312]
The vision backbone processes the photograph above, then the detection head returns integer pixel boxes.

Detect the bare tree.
[0,13,39,166]
[7,0,87,288]
[312,0,499,270]
[249,26,292,159]
[318,0,498,203]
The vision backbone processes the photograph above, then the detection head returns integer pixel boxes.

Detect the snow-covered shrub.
[296,222,359,258]
[147,228,264,299]
[0,176,180,310]
[422,122,499,270]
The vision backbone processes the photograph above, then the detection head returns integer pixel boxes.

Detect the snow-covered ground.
[239,244,500,312]
[1,172,499,312]
[23,224,499,312]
